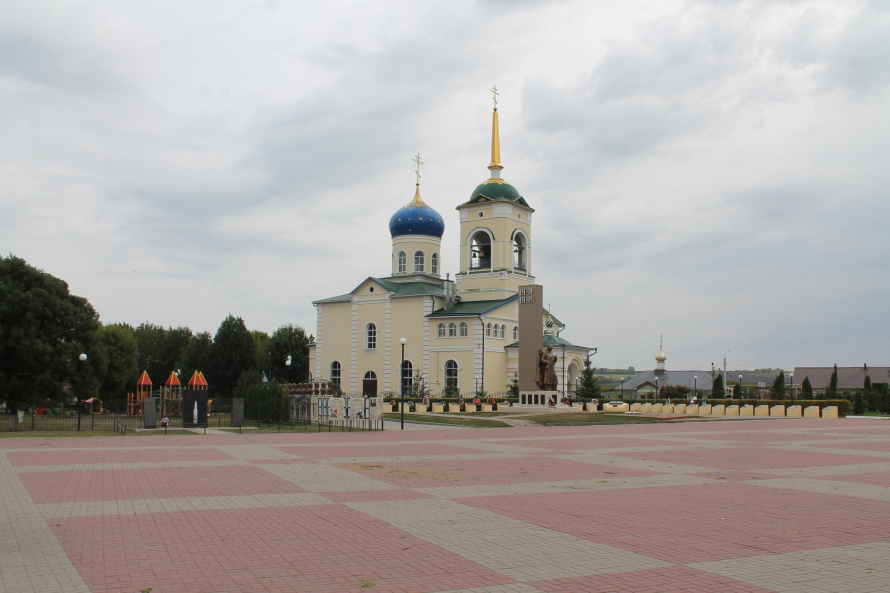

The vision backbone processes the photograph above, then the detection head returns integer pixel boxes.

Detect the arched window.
[397,251,407,273]
[470,231,492,269]
[486,322,492,337]
[448,322,457,337]
[459,322,468,337]
[330,361,341,387]
[414,250,425,273]
[437,323,446,338]
[513,232,527,270]
[401,360,413,393]
[500,324,507,339]
[513,326,518,341]
[366,323,377,350]
[431,253,439,275]
[445,360,459,389]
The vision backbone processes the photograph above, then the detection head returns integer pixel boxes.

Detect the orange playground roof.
[136,371,152,386]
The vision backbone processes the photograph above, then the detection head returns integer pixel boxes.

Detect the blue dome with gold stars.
[389,185,445,238]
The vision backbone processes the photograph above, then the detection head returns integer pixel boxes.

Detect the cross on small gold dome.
[491,85,499,109]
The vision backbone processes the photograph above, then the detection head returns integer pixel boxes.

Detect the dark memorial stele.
[182,390,210,428]
[143,397,157,429]
[519,284,550,404]
[232,398,244,428]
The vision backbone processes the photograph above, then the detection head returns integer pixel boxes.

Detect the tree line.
[0,255,310,412]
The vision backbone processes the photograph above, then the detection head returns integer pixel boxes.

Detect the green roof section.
[505,333,593,350]
[313,293,352,304]
[459,180,533,209]
[427,296,517,318]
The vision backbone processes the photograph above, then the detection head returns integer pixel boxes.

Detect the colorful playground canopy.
[136,371,152,386]
[165,371,181,387]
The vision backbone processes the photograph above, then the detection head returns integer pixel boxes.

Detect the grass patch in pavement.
[527,413,668,426]
[385,413,510,428]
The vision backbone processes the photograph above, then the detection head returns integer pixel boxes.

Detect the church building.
[308,93,592,397]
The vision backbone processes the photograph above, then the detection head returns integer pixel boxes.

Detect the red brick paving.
[3,417,890,593]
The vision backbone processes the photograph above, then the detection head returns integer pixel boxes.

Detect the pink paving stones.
[20,464,309,503]
[530,565,776,593]
[7,446,237,467]
[272,442,491,459]
[806,439,890,453]
[609,444,880,471]
[489,436,685,452]
[814,470,890,487]
[339,455,655,488]
[457,482,890,563]
[319,488,435,504]
[50,504,513,593]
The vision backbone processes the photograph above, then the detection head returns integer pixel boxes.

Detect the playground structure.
[126,371,153,416]
[84,397,103,414]
[125,370,210,417]
[159,371,182,418]
[187,371,212,418]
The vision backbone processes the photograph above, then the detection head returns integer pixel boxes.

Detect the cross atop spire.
[491,85,499,110]
[412,152,424,185]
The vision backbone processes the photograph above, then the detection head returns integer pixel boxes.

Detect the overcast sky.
[2,0,888,373]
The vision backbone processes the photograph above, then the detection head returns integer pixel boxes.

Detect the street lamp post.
[285,355,292,384]
[694,375,698,400]
[620,377,624,400]
[655,377,659,400]
[789,372,794,403]
[738,374,743,399]
[400,338,406,430]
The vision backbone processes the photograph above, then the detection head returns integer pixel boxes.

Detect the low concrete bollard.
[448,404,461,413]
[383,404,393,414]
[480,404,492,412]
[651,403,663,413]
[630,403,642,412]
[754,405,769,417]
[641,403,652,413]
[770,405,785,417]
[698,404,711,415]
[686,404,699,414]
[662,404,674,413]
[786,405,802,417]
[674,404,687,414]
[821,406,839,419]
[804,406,820,418]
[725,405,740,415]
[711,404,725,415]
[741,405,755,416]
[604,402,630,412]
[432,403,444,413]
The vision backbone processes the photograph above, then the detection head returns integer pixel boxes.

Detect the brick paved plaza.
[2,418,890,593]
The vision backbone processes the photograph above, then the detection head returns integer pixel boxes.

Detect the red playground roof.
[188,371,208,387]
[165,371,181,387]
[136,371,152,386]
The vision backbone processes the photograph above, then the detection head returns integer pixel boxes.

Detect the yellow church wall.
[391,235,442,277]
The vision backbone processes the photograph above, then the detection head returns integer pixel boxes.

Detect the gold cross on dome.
[491,85,499,108]
[412,152,424,184]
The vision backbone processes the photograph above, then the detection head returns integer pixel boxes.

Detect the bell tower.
[455,87,535,301]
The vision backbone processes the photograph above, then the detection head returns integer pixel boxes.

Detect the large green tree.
[94,323,138,399]
[0,256,100,416]
[712,373,724,397]
[826,364,838,399]
[575,355,601,399]
[268,324,310,384]
[181,331,213,384]
[133,323,192,386]
[801,376,814,398]
[209,315,257,398]
[772,370,786,399]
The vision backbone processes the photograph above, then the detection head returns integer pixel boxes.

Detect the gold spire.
[488,86,503,173]
[408,152,427,207]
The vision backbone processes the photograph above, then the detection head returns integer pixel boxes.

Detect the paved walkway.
[2,418,890,592]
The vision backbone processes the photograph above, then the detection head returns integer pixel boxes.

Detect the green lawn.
[525,412,668,426]
[385,413,510,428]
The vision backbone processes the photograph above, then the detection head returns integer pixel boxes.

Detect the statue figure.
[535,345,559,391]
